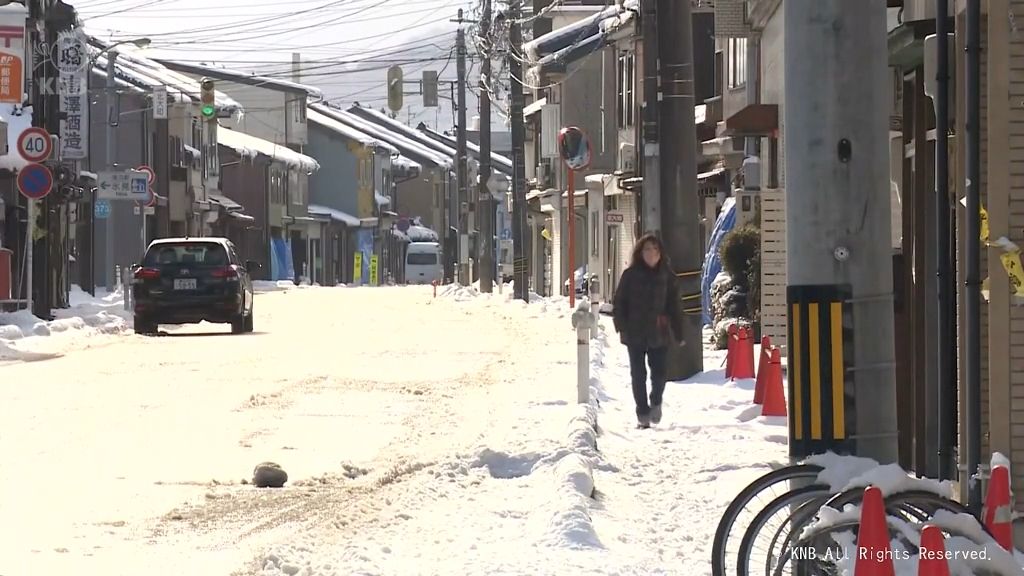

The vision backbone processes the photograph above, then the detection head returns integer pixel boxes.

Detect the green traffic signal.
[201,104,216,118]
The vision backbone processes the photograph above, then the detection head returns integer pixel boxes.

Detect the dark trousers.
[627,345,667,416]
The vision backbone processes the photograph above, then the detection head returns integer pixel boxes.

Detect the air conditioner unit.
[618,142,636,173]
[536,161,552,187]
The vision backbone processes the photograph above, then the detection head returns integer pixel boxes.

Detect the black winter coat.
[612,264,683,349]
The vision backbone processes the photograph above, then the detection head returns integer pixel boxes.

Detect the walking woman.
[612,233,685,428]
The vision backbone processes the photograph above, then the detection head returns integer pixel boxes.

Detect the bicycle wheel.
[712,464,826,576]
[736,483,833,576]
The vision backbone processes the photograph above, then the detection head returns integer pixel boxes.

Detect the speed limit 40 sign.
[17,127,52,163]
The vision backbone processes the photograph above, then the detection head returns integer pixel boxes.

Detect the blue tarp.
[701,197,737,326]
[270,237,295,281]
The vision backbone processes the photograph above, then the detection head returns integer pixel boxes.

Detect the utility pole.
[964,0,982,515]
[454,10,470,286]
[105,50,118,291]
[478,0,494,292]
[784,1,898,464]
[657,0,702,379]
[640,0,660,233]
[508,0,529,302]
[934,0,956,482]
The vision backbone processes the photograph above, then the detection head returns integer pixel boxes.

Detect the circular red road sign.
[136,164,156,185]
[17,162,53,200]
[17,127,52,163]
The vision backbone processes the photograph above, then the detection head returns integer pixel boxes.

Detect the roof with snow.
[346,106,464,170]
[307,107,398,155]
[88,40,242,115]
[309,103,451,169]
[218,128,319,173]
[156,60,322,99]
[524,0,637,78]
[416,125,512,175]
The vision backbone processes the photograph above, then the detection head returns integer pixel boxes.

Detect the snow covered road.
[0,285,586,575]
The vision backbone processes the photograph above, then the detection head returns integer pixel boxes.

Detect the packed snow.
[2,282,1020,575]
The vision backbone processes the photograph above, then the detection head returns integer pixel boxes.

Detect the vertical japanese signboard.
[57,29,88,159]
[0,21,25,104]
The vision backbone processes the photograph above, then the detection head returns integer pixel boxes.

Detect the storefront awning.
[308,204,359,226]
[209,193,244,212]
[228,211,255,223]
[725,104,778,137]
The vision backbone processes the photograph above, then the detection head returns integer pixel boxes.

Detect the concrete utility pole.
[640,0,660,233]
[657,0,703,380]
[478,0,494,292]
[105,50,119,291]
[454,10,470,286]
[784,1,898,464]
[964,0,982,515]
[508,0,529,302]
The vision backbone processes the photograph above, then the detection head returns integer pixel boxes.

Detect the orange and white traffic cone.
[754,335,771,404]
[917,524,950,576]
[725,323,738,378]
[732,326,756,380]
[855,486,895,576]
[760,347,787,417]
[983,465,1014,550]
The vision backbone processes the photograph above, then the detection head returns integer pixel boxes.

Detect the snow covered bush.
[710,226,760,349]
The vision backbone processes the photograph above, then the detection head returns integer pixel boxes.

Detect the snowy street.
[0,284,795,575]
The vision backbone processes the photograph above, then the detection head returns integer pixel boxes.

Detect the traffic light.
[387,65,403,112]
[199,77,216,120]
[422,70,438,107]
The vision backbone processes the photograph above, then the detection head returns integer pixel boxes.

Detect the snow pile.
[0,286,130,361]
[0,103,33,172]
[804,452,953,498]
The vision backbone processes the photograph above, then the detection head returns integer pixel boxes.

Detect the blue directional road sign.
[17,162,53,200]
[94,199,111,219]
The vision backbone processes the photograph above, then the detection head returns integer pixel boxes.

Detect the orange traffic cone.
[754,335,771,404]
[725,324,738,378]
[917,525,950,576]
[983,465,1014,550]
[732,326,756,380]
[855,486,895,576]
[760,347,787,417]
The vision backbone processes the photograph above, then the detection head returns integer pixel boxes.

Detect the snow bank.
[0,286,130,361]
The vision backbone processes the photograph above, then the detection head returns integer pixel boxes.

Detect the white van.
[405,242,442,284]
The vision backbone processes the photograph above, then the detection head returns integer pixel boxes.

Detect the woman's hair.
[629,233,669,269]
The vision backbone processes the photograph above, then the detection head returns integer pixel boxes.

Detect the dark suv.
[132,237,257,335]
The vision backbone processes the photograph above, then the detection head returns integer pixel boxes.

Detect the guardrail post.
[571,302,596,404]
[122,267,133,311]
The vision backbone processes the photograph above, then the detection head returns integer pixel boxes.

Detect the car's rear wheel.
[134,315,157,335]
[243,308,254,332]
[230,312,245,334]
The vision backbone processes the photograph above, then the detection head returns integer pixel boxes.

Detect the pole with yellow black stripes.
[784,0,899,464]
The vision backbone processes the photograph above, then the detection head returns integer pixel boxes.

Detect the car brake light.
[212,265,238,278]
[134,267,160,280]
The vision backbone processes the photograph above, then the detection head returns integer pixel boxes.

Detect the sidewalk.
[584,315,790,573]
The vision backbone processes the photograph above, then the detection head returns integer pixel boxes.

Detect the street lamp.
[97,36,149,290]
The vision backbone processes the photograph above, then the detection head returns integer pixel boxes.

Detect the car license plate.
[174,278,197,290]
